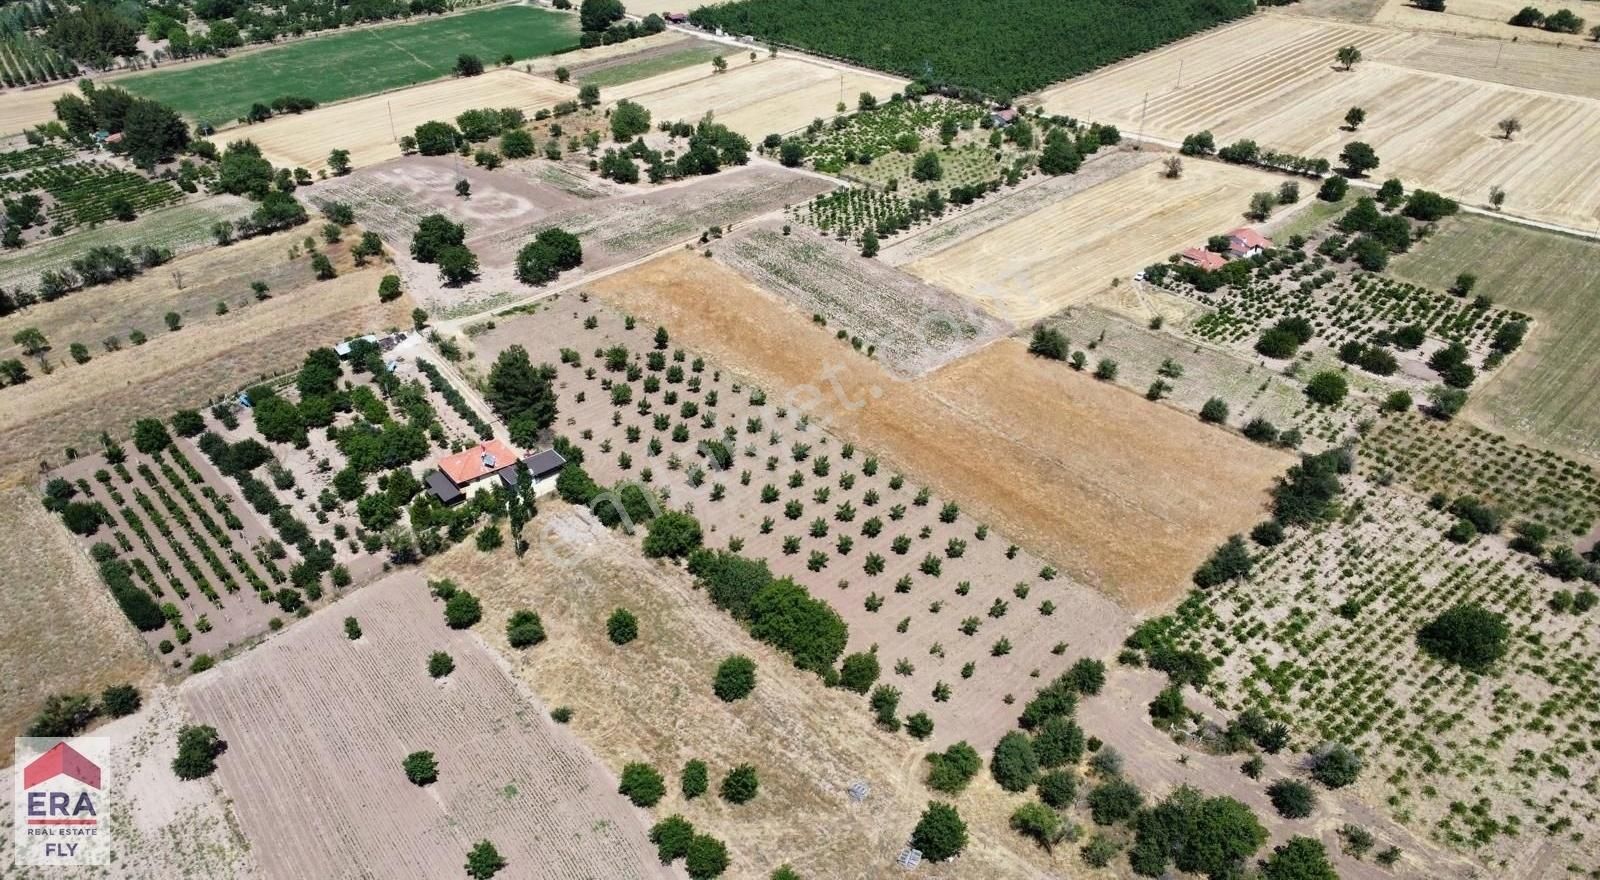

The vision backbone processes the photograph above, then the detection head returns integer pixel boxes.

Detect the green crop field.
[121,6,579,125]
[1390,215,1600,463]
[690,0,1254,98]
[578,43,725,88]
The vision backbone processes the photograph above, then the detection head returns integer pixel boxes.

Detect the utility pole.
[1176,59,1184,90]
[1494,42,1504,68]
[387,100,397,143]
[1137,91,1149,148]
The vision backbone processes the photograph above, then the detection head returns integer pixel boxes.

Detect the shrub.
[1011,801,1065,849]
[1262,836,1338,880]
[464,840,504,880]
[1267,779,1316,818]
[1065,658,1106,695]
[1088,778,1143,824]
[1038,769,1078,807]
[172,724,225,780]
[1304,371,1348,406]
[606,607,638,645]
[682,759,709,799]
[27,693,97,737]
[1033,715,1085,768]
[720,763,759,803]
[649,815,695,863]
[991,731,1039,792]
[713,655,757,701]
[444,590,482,629]
[925,740,981,793]
[1193,535,1252,587]
[838,651,880,694]
[1250,519,1285,547]
[643,510,703,558]
[619,762,666,807]
[1310,742,1362,789]
[403,750,438,785]
[1199,397,1230,424]
[911,802,968,862]
[507,609,546,647]
[100,684,141,717]
[1417,604,1508,672]
[428,651,455,678]
[684,834,729,880]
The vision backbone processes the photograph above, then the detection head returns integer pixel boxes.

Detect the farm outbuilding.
[1180,247,1227,271]
[427,442,566,503]
[1225,227,1271,258]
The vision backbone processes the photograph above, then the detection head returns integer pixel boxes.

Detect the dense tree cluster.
[691,0,1254,100]
[687,549,849,675]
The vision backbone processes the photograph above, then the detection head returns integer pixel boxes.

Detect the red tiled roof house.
[1179,247,1227,272]
[1225,227,1272,258]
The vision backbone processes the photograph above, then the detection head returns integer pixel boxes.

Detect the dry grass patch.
[1377,32,1600,100]
[0,260,406,476]
[248,69,575,172]
[581,250,1288,609]
[1373,0,1597,45]
[1038,15,1600,228]
[434,510,1075,879]
[906,158,1292,322]
[616,55,905,140]
[184,569,667,879]
[0,487,152,764]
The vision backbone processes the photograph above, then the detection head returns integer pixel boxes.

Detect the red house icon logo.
[23,742,102,791]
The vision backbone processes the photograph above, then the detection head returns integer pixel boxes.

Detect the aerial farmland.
[2,0,1598,877]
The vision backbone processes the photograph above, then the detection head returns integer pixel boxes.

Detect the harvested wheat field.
[248,69,575,172]
[585,251,1289,609]
[1377,32,1600,100]
[1038,15,1600,227]
[183,569,667,880]
[435,508,1087,879]
[0,260,407,476]
[617,55,905,139]
[0,488,152,764]
[0,82,77,136]
[1373,0,1596,45]
[907,158,1290,321]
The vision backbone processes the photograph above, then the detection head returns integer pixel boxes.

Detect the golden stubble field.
[1038,15,1600,228]
[1372,0,1597,45]
[584,251,1289,610]
[613,55,906,140]
[0,81,78,136]
[246,69,576,172]
[906,157,1292,321]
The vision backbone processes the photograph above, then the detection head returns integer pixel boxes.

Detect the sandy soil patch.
[0,487,152,764]
[0,82,77,136]
[615,55,906,139]
[0,686,258,877]
[435,507,1090,879]
[906,158,1292,321]
[0,261,408,477]
[1038,15,1600,228]
[581,251,1288,609]
[182,569,668,879]
[247,69,576,172]
[715,221,1012,376]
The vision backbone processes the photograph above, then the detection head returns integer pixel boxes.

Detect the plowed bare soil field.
[582,251,1289,609]
[0,81,78,136]
[249,69,576,172]
[906,158,1290,321]
[614,55,905,139]
[1037,15,1600,228]
[184,570,670,880]
[1373,0,1596,45]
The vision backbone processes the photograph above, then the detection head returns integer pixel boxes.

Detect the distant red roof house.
[664,10,687,21]
[24,742,102,790]
[438,440,520,487]
[990,108,1018,126]
[1225,227,1272,258]
[1180,247,1227,272]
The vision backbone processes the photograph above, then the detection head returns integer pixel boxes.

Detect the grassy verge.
[579,43,725,88]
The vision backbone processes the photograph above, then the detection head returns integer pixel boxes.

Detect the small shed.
[664,10,688,22]
[1180,247,1227,272]
[990,108,1018,127]
[426,470,463,506]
